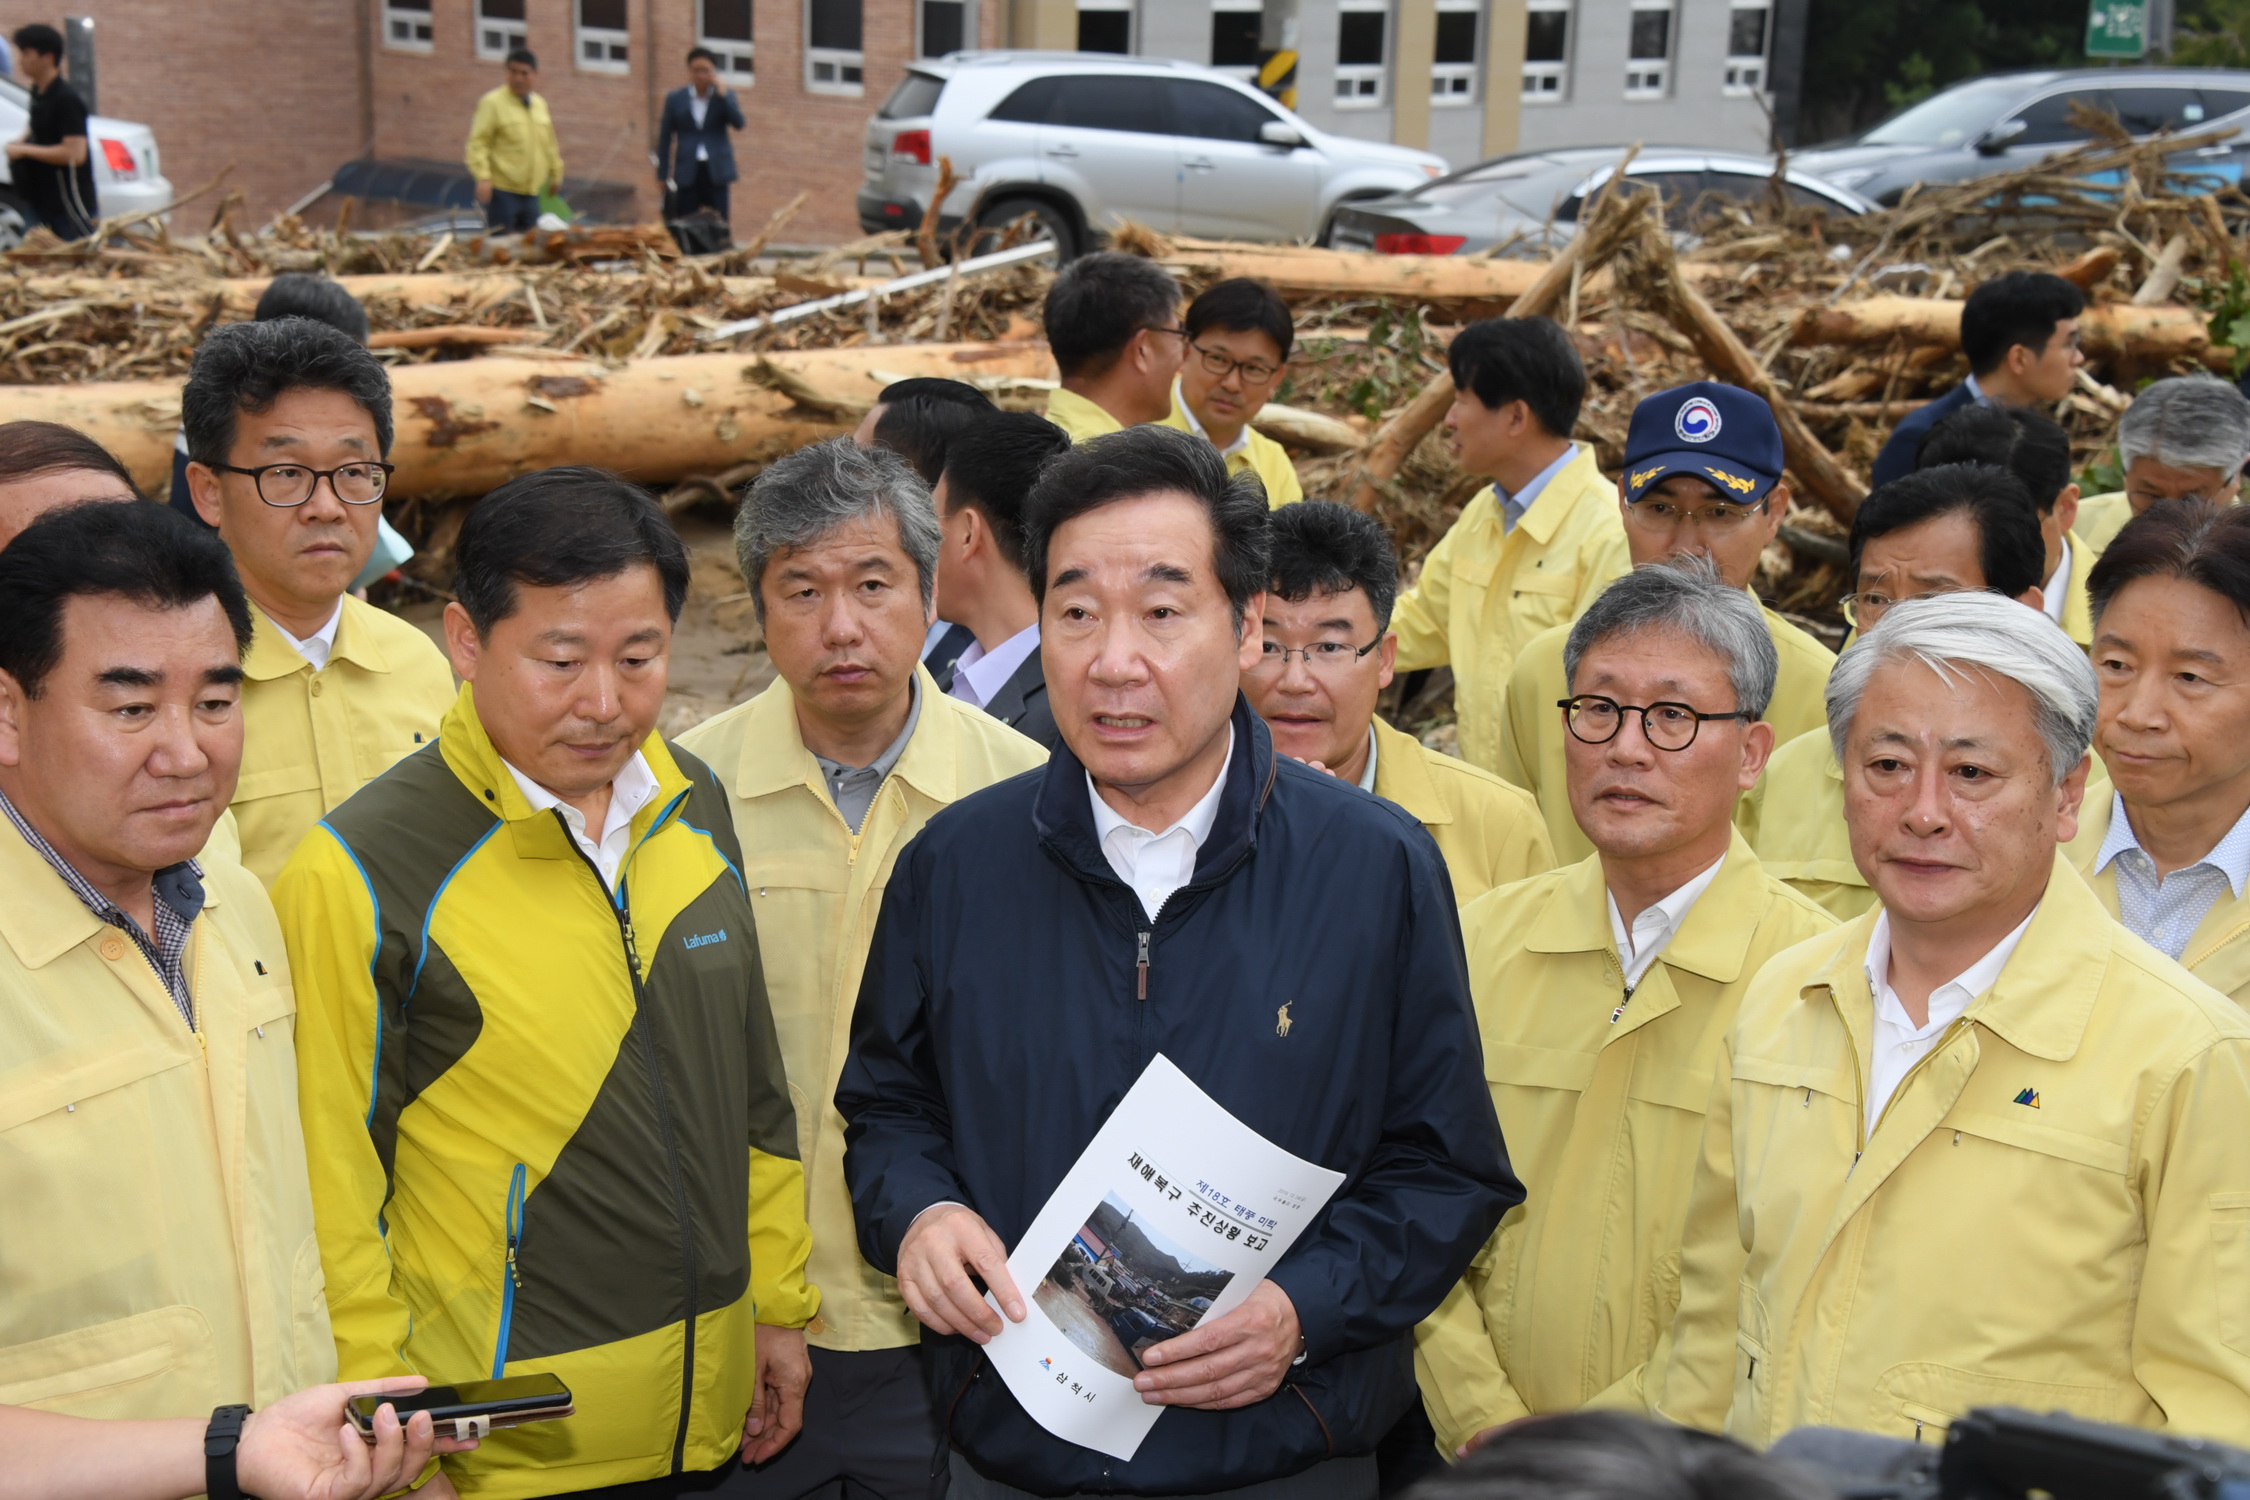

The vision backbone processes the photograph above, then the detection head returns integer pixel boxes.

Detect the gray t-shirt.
[812,677,923,833]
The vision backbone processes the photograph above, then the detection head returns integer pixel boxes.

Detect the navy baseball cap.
[1621,381,1784,506]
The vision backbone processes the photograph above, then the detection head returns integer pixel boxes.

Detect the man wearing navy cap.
[1496,382,1837,862]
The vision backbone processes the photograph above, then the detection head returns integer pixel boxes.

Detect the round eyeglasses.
[1559,694,1752,751]
[211,460,394,508]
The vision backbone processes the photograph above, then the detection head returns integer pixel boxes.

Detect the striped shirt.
[0,787,204,1027]
[2095,790,2250,962]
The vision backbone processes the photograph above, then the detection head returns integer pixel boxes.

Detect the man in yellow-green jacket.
[279,471,815,1499]
[1391,317,1630,774]
[2075,373,2250,558]
[1655,593,2250,1447]
[1160,277,1304,508]
[678,439,1045,1500]
[1416,562,1833,1456]
[1498,383,1834,865]
[1040,252,1185,443]
[466,48,564,233]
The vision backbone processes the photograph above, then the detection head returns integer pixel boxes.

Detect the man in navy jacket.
[837,425,1519,1499]
[656,47,745,224]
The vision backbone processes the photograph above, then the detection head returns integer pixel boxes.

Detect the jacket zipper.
[1136,929,1150,1000]
[493,1161,527,1378]
[557,798,701,1475]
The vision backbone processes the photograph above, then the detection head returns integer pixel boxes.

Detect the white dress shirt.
[1355,725,1379,792]
[1605,854,1726,992]
[689,87,711,160]
[2042,536,2073,626]
[1088,728,1232,923]
[1862,905,2037,1131]
[274,600,345,672]
[503,749,661,890]
[949,623,1041,710]
[1174,377,1250,459]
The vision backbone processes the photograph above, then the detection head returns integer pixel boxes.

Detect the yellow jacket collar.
[1802,854,2105,1064]
[725,666,959,806]
[242,597,396,681]
[1369,717,1450,826]
[1511,443,1603,547]
[1524,828,1769,983]
[436,682,695,835]
[0,805,106,968]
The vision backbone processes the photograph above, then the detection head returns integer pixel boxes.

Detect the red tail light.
[98,138,135,172]
[891,129,932,165]
[1373,232,1465,255]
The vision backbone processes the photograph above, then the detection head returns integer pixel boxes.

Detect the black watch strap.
[205,1403,252,1500]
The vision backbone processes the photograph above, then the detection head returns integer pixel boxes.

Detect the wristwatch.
[206,1403,252,1500]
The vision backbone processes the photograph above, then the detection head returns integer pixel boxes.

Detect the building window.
[1334,0,1386,107]
[1724,1,1767,93]
[475,0,527,60]
[921,0,968,55]
[1625,0,1670,97]
[1522,0,1567,99]
[1210,0,1260,79]
[807,0,864,91]
[383,0,433,50]
[1431,0,1476,103]
[1077,0,1132,54]
[701,0,755,75]
[577,0,629,69]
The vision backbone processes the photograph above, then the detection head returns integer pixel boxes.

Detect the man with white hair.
[2076,375,2250,555]
[1654,592,2250,1446]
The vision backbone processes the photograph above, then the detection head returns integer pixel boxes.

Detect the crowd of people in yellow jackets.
[7,238,2250,1500]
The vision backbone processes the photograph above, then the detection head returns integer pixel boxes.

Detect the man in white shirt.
[934,409,1072,748]
[1652,591,2250,1446]
[657,46,745,230]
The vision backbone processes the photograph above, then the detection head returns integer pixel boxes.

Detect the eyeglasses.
[1559,694,1751,751]
[1191,341,1282,386]
[211,460,394,508]
[1144,325,1193,344]
[1626,496,1769,533]
[1253,636,1382,673]
[2125,487,2232,510]
[1838,585,1972,630]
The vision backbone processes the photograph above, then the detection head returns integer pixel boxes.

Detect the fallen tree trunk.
[1161,244,1547,311]
[1794,294,2209,361]
[0,340,1055,500]
[9,269,872,322]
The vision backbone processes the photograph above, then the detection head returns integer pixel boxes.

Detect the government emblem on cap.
[1675,396,1722,443]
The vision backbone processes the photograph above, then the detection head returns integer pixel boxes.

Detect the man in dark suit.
[934,410,1071,749]
[1871,270,2085,487]
[657,46,745,226]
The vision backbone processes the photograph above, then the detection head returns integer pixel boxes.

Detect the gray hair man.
[676,437,1045,1500]
[1653,591,2250,1446]
[1420,561,1834,1453]
[2079,374,2250,554]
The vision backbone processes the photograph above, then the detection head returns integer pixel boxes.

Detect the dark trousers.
[711,1345,943,1500]
[670,160,731,224]
[947,1453,1379,1500]
[486,187,541,231]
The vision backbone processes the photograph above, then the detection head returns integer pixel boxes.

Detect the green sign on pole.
[2087,0,2149,57]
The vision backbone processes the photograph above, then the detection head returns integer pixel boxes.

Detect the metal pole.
[699,237,1059,341]
[1257,0,1299,109]
[62,17,95,114]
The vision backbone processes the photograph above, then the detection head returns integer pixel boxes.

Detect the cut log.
[1248,402,1365,455]
[1793,295,2208,361]
[0,340,1057,501]
[367,324,547,349]
[1160,244,1547,312]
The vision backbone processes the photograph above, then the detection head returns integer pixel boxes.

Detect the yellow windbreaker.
[1391,446,1632,774]
[1366,715,1553,905]
[1159,386,1304,507]
[1653,857,2250,1447]
[2070,792,2250,1008]
[1414,835,1833,1453]
[1044,387,1126,443]
[465,86,563,197]
[0,811,334,1418]
[676,670,1046,1352]
[229,598,456,886]
[1499,602,1836,865]
[278,688,815,1497]
[2075,491,2134,557]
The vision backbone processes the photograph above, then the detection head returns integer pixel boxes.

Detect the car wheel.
[973,196,1078,262]
[0,188,34,251]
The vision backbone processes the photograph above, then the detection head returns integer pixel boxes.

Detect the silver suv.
[858,51,1448,255]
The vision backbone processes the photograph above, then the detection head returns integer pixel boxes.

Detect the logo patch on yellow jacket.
[2013,1087,2041,1108]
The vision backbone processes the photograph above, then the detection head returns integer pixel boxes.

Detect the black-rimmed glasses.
[1559,694,1751,751]
[1191,341,1282,386]
[210,460,395,508]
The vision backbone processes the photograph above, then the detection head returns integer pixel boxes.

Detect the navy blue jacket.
[656,85,745,184]
[838,699,1519,1495]
[1871,380,1979,488]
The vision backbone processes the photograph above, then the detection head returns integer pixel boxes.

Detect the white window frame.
[1430,0,1477,105]
[1624,0,1671,99]
[1724,1,1768,95]
[1075,0,1133,55]
[1521,0,1567,102]
[918,0,973,57]
[576,0,631,72]
[1209,0,1260,82]
[805,0,864,95]
[382,0,433,51]
[1333,0,1387,109]
[475,0,528,62]
[699,0,756,78]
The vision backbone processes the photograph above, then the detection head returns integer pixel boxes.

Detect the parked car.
[858,50,1447,256]
[1792,68,2250,206]
[0,75,170,244]
[1326,146,1872,257]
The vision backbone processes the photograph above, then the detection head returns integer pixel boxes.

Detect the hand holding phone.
[347,1374,574,1445]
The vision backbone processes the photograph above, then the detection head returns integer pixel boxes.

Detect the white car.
[859,51,1448,255]
[0,75,170,244]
